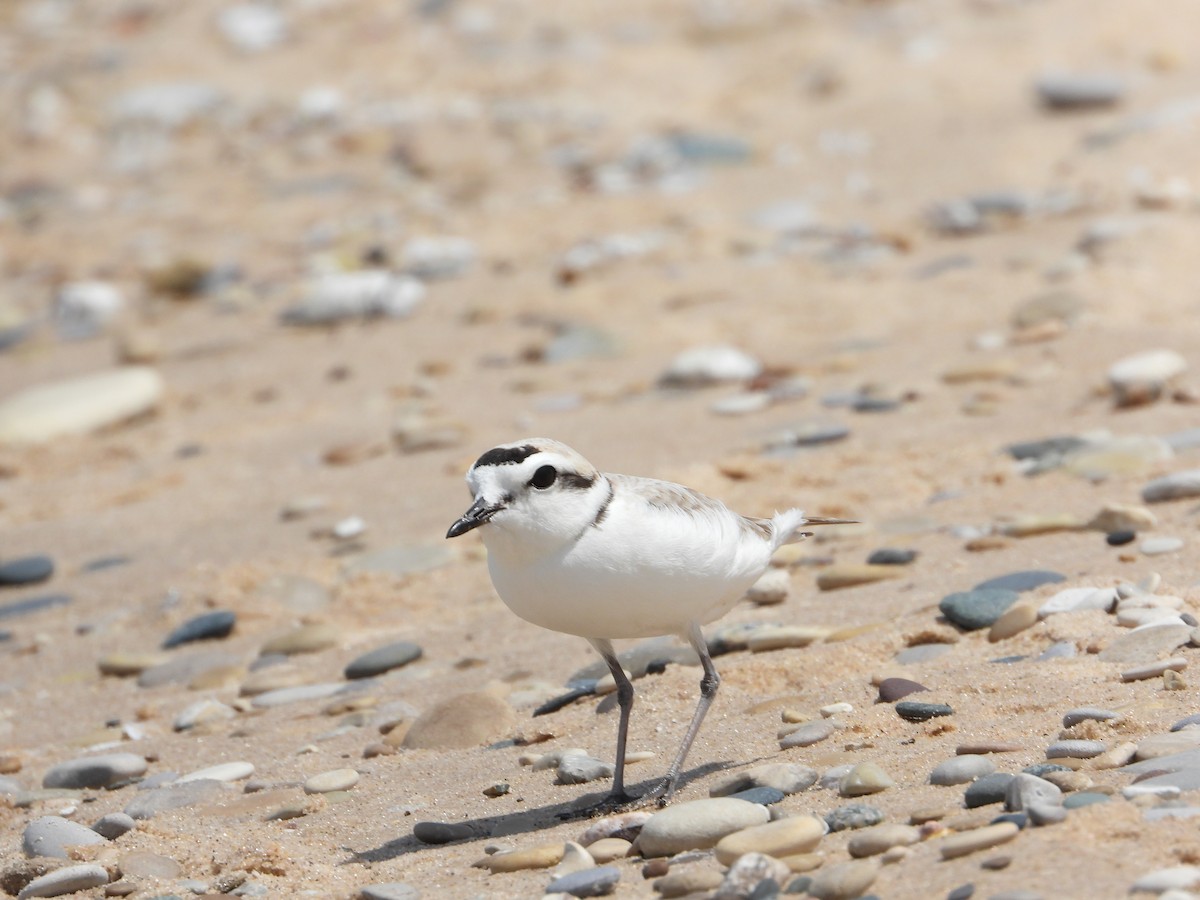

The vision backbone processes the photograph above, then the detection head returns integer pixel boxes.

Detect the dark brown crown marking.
[474,444,539,468]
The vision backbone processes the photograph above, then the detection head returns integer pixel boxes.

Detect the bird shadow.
[345,761,729,866]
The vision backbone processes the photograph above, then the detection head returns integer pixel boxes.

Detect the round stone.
[123,779,224,820]
[0,594,70,621]
[119,850,183,879]
[1107,530,1136,546]
[1063,707,1120,728]
[1036,72,1125,109]
[42,753,147,790]
[91,812,136,840]
[636,798,770,857]
[545,865,620,898]
[779,719,837,749]
[931,755,996,786]
[896,701,953,722]
[725,786,785,806]
[1098,623,1190,664]
[816,565,902,591]
[260,622,342,656]
[401,692,516,749]
[1046,740,1105,759]
[877,678,928,702]
[1004,774,1063,813]
[825,804,883,832]
[847,823,921,858]
[806,859,880,900]
[16,863,108,899]
[413,821,475,844]
[659,344,762,387]
[866,548,918,566]
[974,570,1065,593]
[162,610,237,649]
[709,763,818,797]
[1107,348,1187,405]
[988,602,1038,642]
[1063,792,1110,810]
[840,762,893,796]
[304,768,360,794]
[1143,470,1200,503]
[344,641,423,679]
[176,761,255,783]
[23,816,107,858]
[359,884,420,900]
[713,814,825,865]
[0,367,164,445]
[473,842,564,873]
[939,822,1020,859]
[939,589,1019,630]
[1141,537,1184,556]
[0,555,54,586]
[964,773,1014,808]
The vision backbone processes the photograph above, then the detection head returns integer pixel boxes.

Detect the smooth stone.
[474,842,564,872]
[0,594,70,621]
[280,270,424,325]
[931,756,996,786]
[1004,774,1063,813]
[1038,587,1117,618]
[659,344,762,387]
[964,774,1014,808]
[0,367,164,445]
[940,589,1019,630]
[557,755,615,785]
[553,840,595,876]
[174,698,237,731]
[958,742,1024,755]
[1129,866,1200,893]
[402,692,515,749]
[866,548,918,566]
[304,768,359,794]
[940,822,1019,860]
[401,236,476,280]
[806,859,880,900]
[747,625,831,652]
[545,865,620,898]
[974,570,1066,593]
[895,643,953,666]
[745,568,790,605]
[896,701,953,722]
[1063,708,1121,728]
[0,555,55,586]
[825,804,883,832]
[1046,740,1105,759]
[816,565,902,591]
[710,764,819,797]
[636,798,769,857]
[1143,471,1200,503]
[1141,537,1184,556]
[726,786,785,806]
[1036,72,1125,109]
[176,761,254,783]
[779,720,837,749]
[91,812,136,840]
[765,419,851,449]
[586,838,632,863]
[653,868,724,898]
[162,610,236,649]
[1172,714,1200,732]
[138,651,241,688]
[1108,349,1188,406]
[98,652,170,677]
[1006,435,1090,462]
[412,821,476,844]
[840,763,893,797]
[238,664,306,696]
[1088,502,1157,533]
[359,884,421,900]
[123,779,224,819]
[1038,641,1078,661]
[43,753,147,789]
[1099,624,1191,663]
[713,815,824,865]
[1136,731,1200,760]
[1123,657,1188,682]
[877,678,929,702]
[345,641,423,679]
[988,603,1038,642]
[119,850,183,879]
[260,622,342,656]
[847,823,921,858]
[23,815,107,858]
[1125,769,1200,795]
[714,852,789,899]
[711,392,771,416]
[17,864,109,899]
[251,682,347,708]
[1063,792,1110,810]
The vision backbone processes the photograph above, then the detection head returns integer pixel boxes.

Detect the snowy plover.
[447,438,852,807]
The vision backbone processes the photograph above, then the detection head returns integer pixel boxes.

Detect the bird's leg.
[588,638,636,804]
[650,621,720,805]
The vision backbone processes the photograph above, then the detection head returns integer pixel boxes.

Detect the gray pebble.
[401,236,475,280]
[280,270,424,325]
[727,786,786,806]
[1037,641,1077,661]
[939,589,1019,630]
[359,884,421,900]
[0,555,55,586]
[16,864,108,899]
[1062,708,1120,728]
[162,610,236,648]
[1046,739,1105,759]
[964,773,1014,808]
[124,779,224,819]
[764,419,850,451]
[1005,435,1089,463]
[931,755,995,786]
[877,677,929,702]
[91,812,136,840]
[0,593,70,621]
[894,643,952,665]
[1063,792,1111,810]
[413,821,476,844]
[22,815,107,858]
[43,752,147,790]
[1036,72,1125,109]
[1143,470,1200,503]
[779,719,837,749]
[546,865,621,898]
[556,754,614,785]
[1021,764,1070,778]
[896,701,953,721]
[344,641,423,679]
[709,763,818,797]
[232,882,270,896]
[1171,714,1200,732]
[866,548,917,566]
[825,803,883,832]
[251,682,348,708]
[1140,536,1184,556]
[974,571,1065,593]
[806,858,880,900]
[1097,623,1190,664]
[137,651,242,688]
[1004,774,1063,813]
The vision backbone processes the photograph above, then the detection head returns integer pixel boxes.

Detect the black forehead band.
[474,444,539,468]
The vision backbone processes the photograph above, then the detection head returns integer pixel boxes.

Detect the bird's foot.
[556,790,643,821]
[640,776,679,808]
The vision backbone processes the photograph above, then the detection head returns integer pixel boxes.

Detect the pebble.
[1123,657,1188,682]
[931,756,996,786]
[866,548,918,566]
[123,779,224,819]
[17,864,109,899]
[412,821,475,844]
[974,570,1066,593]
[896,701,953,722]
[545,865,620,898]
[344,641,424,679]
[304,768,359,793]
[474,842,565,872]
[1038,587,1117,618]
[402,692,515,749]
[174,698,237,731]
[251,682,348,708]
[0,555,55,586]
[1046,740,1106,759]
[806,859,880,900]
[709,763,819,797]
[0,594,71,621]
[1143,470,1200,503]
[713,815,825,865]
[653,868,724,898]
[280,270,424,325]
[939,821,1020,859]
[840,763,894,797]
[816,565,902,591]
[43,753,147,790]
[1172,714,1200,732]
[97,652,169,677]
[1005,774,1063,814]
[1135,731,1200,760]
[1129,866,1200,894]
[726,786,785,806]
[401,236,476,280]
[964,773,1015,808]
[659,345,762,387]
[176,761,255,783]
[877,678,929,702]
[779,719,837,749]
[1141,537,1184,556]
[988,602,1038,642]
[1108,349,1188,406]
[0,367,164,445]
[825,804,884,832]
[1063,708,1120,728]
[587,838,630,863]
[636,798,769,857]
[939,589,1019,630]
[1088,502,1157,533]
[557,755,615,785]
[138,651,241,688]
[22,815,107,858]
[1036,72,1125,109]
[1098,624,1191,663]
[54,280,124,338]
[578,812,652,846]
[359,884,421,900]
[714,852,790,899]
[216,3,288,52]
[747,625,830,651]
[847,823,920,858]
[162,610,237,648]
[260,622,343,655]
[764,420,851,450]
[119,849,183,879]
[1063,792,1110,810]
[745,568,790,605]
[91,812,136,840]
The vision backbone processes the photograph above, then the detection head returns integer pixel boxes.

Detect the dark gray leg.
[588,637,635,801]
[654,621,720,804]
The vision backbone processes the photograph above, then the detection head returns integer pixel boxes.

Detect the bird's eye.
[530,465,558,489]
